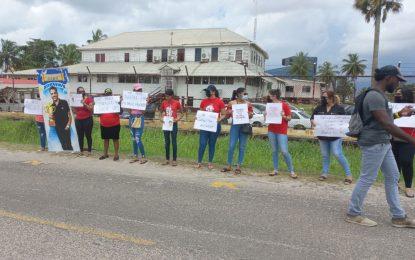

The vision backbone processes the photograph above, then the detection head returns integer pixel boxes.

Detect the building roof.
[79,28,268,59]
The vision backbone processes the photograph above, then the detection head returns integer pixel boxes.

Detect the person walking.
[129,83,148,164]
[346,65,415,228]
[99,88,120,161]
[266,89,297,179]
[311,91,352,184]
[73,87,94,156]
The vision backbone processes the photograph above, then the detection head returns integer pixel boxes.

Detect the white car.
[288,110,312,130]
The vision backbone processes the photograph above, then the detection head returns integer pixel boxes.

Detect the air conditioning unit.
[201,52,210,63]
[153,56,160,63]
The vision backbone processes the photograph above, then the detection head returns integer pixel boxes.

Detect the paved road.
[1,148,415,259]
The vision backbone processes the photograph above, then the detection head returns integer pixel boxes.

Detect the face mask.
[242,94,249,100]
[386,83,397,94]
[321,96,328,106]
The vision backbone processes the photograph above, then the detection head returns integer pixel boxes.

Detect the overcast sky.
[1,0,414,75]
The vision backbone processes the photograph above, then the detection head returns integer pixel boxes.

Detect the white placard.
[194,110,219,132]
[232,103,250,125]
[314,115,351,138]
[265,103,283,124]
[69,94,83,107]
[24,99,43,115]
[121,91,148,110]
[162,116,174,131]
[94,96,120,114]
[390,103,415,128]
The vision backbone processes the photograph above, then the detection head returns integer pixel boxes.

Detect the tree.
[318,61,337,90]
[341,53,367,97]
[336,78,354,103]
[289,51,312,79]
[58,44,81,66]
[0,39,21,72]
[87,29,108,44]
[20,39,58,69]
[354,0,403,86]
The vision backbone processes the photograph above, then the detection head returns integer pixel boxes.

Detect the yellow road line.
[0,209,155,246]
[211,181,237,190]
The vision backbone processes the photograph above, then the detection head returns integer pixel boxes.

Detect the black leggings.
[75,117,93,152]
[392,141,415,188]
[163,123,178,161]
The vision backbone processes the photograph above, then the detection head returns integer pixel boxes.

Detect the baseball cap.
[377,65,406,82]
[104,88,112,94]
[203,84,217,93]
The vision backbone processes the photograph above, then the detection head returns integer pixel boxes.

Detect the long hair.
[401,87,414,103]
[268,89,281,100]
[231,87,245,101]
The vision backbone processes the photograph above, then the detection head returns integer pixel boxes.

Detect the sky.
[1,0,415,75]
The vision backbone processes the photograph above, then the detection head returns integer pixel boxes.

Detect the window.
[209,77,218,84]
[217,77,225,85]
[211,48,218,62]
[202,77,209,84]
[291,112,300,119]
[124,53,130,62]
[152,76,160,84]
[186,77,193,84]
[177,48,185,62]
[302,86,311,93]
[195,48,201,62]
[161,49,168,62]
[139,75,152,84]
[193,76,201,84]
[187,97,194,107]
[97,74,107,83]
[235,50,242,61]
[95,53,105,63]
[118,74,137,83]
[147,50,153,62]
[78,74,88,82]
[225,77,234,85]
[286,86,294,92]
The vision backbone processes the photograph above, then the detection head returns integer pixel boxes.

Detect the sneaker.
[391,217,415,228]
[345,215,377,227]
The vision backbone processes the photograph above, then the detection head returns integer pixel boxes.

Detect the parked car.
[252,102,304,113]
[288,110,312,130]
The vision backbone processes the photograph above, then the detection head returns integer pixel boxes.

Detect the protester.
[266,89,297,179]
[311,91,352,184]
[346,65,415,228]
[129,83,147,164]
[35,112,46,152]
[392,87,415,198]
[99,88,120,161]
[160,89,183,166]
[197,84,226,169]
[73,87,94,156]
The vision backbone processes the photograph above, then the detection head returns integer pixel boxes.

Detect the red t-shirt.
[226,101,253,118]
[268,101,291,135]
[161,99,182,119]
[100,113,120,127]
[74,97,93,120]
[200,97,225,114]
[35,115,44,123]
[401,127,415,138]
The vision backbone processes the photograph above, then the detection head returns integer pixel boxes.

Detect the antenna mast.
[253,0,258,41]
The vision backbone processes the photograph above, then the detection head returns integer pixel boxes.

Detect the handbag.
[131,116,142,128]
[241,123,253,135]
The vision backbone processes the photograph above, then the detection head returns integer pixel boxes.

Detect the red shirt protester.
[100,113,120,127]
[74,97,93,120]
[200,97,225,113]
[161,99,182,119]
[226,102,253,118]
[268,101,291,135]
[35,115,44,123]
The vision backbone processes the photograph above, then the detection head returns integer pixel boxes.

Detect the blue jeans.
[268,132,294,173]
[129,115,146,157]
[348,143,405,219]
[227,124,249,166]
[36,121,46,149]
[198,124,221,163]
[319,139,351,177]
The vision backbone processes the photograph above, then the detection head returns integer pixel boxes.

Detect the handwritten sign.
[390,103,415,128]
[121,91,148,110]
[94,96,120,114]
[314,115,351,138]
[232,103,250,125]
[162,116,174,131]
[194,111,218,132]
[24,99,43,115]
[265,103,282,124]
[69,94,83,107]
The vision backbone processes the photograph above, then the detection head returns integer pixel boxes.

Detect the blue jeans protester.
[164,123,178,161]
[227,124,249,166]
[268,132,294,173]
[198,124,221,163]
[129,115,146,158]
[36,121,46,149]
[319,139,351,177]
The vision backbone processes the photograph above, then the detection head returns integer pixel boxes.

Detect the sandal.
[129,158,139,163]
[140,158,148,164]
[196,163,202,169]
[405,189,415,198]
[172,161,178,167]
[319,175,327,181]
[269,171,278,176]
[208,164,214,170]
[344,178,353,185]
[290,173,298,179]
[99,155,109,160]
[221,167,232,173]
[234,169,241,175]
[113,156,119,161]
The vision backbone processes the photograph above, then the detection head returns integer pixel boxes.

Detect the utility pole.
[253,0,258,41]
[311,62,317,100]
[86,66,91,94]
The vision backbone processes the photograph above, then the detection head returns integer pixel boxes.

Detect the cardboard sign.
[194,111,218,132]
[94,96,120,114]
[121,91,148,110]
[162,116,174,131]
[69,94,83,107]
[390,103,415,128]
[24,99,43,115]
[265,103,282,124]
[232,103,250,125]
[314,115,351,138]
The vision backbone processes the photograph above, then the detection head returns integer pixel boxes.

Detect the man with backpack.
[346,65,415,228]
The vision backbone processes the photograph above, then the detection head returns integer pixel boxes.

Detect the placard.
[194,110,218,132]
[232,103,250,125]
[265,103,282,124]
[69,94,83,107]
[390,103,415,128]
[162,116,174,131]
[314,115,351,138]
[94,96,120,114]
[121,91,148,110]
[24,99,43,115]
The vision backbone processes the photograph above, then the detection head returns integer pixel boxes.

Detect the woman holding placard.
[311,91,352,184]
[266,89,297,178]
[160,89,183,166]
[73,87,94,156]
[196,85,226,170]
[221,88,253,174]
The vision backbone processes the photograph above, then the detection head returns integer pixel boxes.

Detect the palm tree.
[354,0,403,86]
[58,44,81,66]
[289,51,312,79]
[341,53,367,97]
[318,61,338,90]
[87,29,108,44]
[0,39,21,72]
